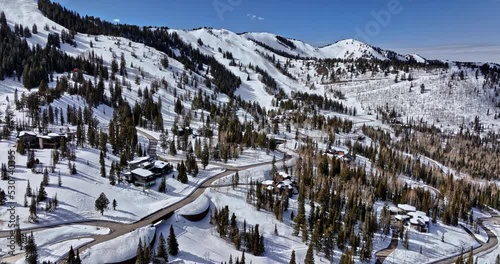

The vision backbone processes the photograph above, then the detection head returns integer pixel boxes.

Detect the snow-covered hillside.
[1,1,500,263]
[319,39,390,60]
[242,32,320,58]
[242,32,413,61]
[1,0,498,132]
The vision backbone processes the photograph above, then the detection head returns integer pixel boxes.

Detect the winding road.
[431,212,500,264]
[2,130,497,264]
[374,211,500,264]
[0,130,288,263]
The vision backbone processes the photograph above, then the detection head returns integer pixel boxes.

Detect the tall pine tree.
[156,232,168,262]
[168,225,179,256]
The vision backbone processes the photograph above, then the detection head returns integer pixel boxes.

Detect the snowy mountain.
[242,32,416,61]
[0,0,498,130]
[318,39,392,60]
[1,1,500,264]
[241,32,320,58]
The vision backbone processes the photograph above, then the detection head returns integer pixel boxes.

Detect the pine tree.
[100,151,106,177]
[37,182,47,202]
[109,171,116,185]
[304,243,314,264]
[301,220,309,242]
[156,232,168,262]
[233,228,241,250]
[75,249,82,264]
[136,237,145,264]
[58,172,62,187]
[252,224,260,255]
[95,192,110,215]
[467,246,474,264]
[177,161,188,184]
[26,180,32,197]
[143,244,151,264]
[240,251,246,264]
[67,246,75,263]
[201,144,209,169]
[29,195,37,220]
[168,225,179,256]
[25,232,38,264]
[169,140,177,156]
[109,162,116,185]
[174,98,183,114]
[42,167,49,186]
[158,176,166,193]
[289,250,296,264]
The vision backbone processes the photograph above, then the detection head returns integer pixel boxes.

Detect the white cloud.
[247,13,264,21]
[113,18,120,23]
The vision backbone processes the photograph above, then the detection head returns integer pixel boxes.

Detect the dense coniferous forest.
[0,11,98,88]
[1,1,500,263]
[248,38,313,60]
[37,0,242,97]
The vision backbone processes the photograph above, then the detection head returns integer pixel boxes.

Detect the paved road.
[137,129,157,157]
[0,130,288,263]
[375,229,400,264]
[373,212,499,264]
[431,212,500,264]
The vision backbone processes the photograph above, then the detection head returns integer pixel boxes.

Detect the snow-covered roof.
[129,156,151,165]
[389,206,402,213]
[408,211,430,223]
[37,135,52,139]
[154,160,169,169]
[409,218,426,226]
[266,185,274,191]
[278,171,290,178]
[18,131,37,137]
[398,204,417,212]
[280,180,293,186]
[395,215,411,221]
[262,180,274,186]
[131,168,154,178]
[47,133,61,137]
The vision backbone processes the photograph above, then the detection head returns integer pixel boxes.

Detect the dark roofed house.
[130,168,156,187]
[38,133,64,149]
[148,160,173,177]
[17,131,38,148]
[17,131,65,149]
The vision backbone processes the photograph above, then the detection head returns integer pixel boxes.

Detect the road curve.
[0,129,288,263]
[430,212,499,264]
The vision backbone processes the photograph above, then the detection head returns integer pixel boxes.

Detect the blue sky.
[54,0,499,49]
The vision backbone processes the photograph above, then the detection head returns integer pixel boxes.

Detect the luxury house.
[17,131,67,149]
[394,204,430,232]
[124,156,173,187]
